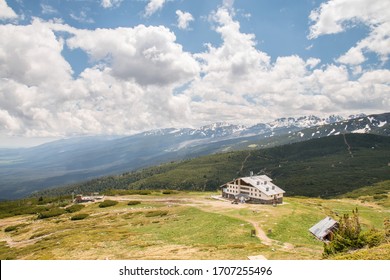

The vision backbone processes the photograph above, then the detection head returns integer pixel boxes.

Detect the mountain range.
[0,112,389,199]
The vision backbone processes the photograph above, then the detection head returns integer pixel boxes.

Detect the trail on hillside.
[343,134,354,158]
[238,152,251,175]
[175,196,295,250]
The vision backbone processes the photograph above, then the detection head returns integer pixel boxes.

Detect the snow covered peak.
[191,122,247,138]
[268,114,347,129]
[140,113,388,140]
[348,113,367,119]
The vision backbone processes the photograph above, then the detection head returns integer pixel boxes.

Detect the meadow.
[1,190,388,260]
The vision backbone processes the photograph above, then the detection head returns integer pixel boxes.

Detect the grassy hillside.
[339,180,390,207]
[37,134,390,198]
[1,192,388,260]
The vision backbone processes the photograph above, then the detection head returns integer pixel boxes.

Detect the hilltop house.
[221,174,285,204]
[74,193,104,203]
[309,216,339,242]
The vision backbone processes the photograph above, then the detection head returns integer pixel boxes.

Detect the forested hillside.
[35,134,390,198]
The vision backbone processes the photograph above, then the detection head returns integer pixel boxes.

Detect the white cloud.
[101,0,123,9]
[0,19,73,87]
[184,5,390,125]
[309,0,390,65]
[41,4,58,15]
[144,0,166,17]
[66,25,199,86]
[176,10,194,30]
[70,10,94,24]
[0,0,17,20]
[336,46,365,65]
[0,4,389,138]
[223,0,235,9]
[0,19,198,137]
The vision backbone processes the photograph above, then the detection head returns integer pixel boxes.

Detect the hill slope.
[38,134,390,198]
[1,112,389,199]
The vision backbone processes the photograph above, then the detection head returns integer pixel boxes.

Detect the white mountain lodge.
[221,174,285,204]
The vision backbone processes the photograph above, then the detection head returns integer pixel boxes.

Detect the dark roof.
[309,216,338,240]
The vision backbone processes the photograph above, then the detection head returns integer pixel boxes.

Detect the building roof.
[240,175,285,195]
[309,216,338,240]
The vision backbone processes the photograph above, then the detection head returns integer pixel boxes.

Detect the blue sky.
[0,0,389,146]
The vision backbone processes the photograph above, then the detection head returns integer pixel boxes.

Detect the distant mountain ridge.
[141,113,371,139]
[0,112,388,199]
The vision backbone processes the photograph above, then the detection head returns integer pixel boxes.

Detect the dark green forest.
[33,134,390,198]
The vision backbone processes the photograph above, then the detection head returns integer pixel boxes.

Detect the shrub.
[138,190,152,195]
[103,189,152,196]
[4,225,18,232]
[145,210,168,217]
[37,208,66,219]
[65,204,85,213]
[324,209,363,256]
[70,214,89,220]
[384,218,390,241]
[162,191,172,195]
[373,194,388,200]
[127,201,141,206]
[360,228,384,248]
[99,200,118,208]
[324,209,387,257]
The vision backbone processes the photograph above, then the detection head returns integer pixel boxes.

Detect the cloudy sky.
[0,0,389,146]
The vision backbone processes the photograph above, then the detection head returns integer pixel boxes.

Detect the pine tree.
[323,208,364,256]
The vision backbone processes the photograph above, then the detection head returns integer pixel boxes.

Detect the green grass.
[0,191,388,260]
[0,196,72,219]
[134,207,257,247]
[341,180,390,199]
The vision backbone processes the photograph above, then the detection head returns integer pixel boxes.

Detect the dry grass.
[0,193,388,260]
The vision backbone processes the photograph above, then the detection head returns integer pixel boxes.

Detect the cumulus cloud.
[101,0,123,9]
[144,0,166,17]
[309,0,390,65]
[0,0,17,20]
[184,5,390,125]
[0,19,198,137]
[0,2,389,138]
[176,10,194,30]
[66,25,199,86]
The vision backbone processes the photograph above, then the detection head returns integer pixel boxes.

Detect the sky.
[0,0,389,147]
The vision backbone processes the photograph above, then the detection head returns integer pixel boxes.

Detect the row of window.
[226,188,263,198]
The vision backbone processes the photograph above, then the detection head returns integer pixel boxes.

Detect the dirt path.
[111,194,285,248]
[343,134,354,158]
[170,196,295,251]
[239,152,251,174]
[4,229,70,248]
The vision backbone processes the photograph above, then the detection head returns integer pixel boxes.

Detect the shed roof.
[309,216,338,240]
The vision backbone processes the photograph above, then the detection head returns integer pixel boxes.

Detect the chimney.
[250,171,253,177]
